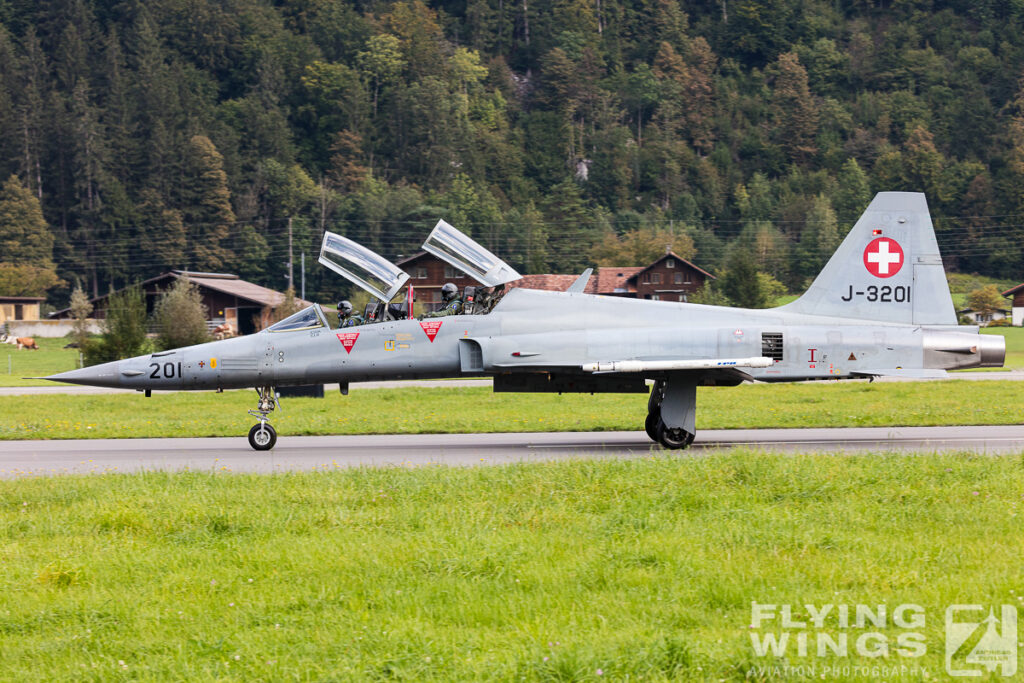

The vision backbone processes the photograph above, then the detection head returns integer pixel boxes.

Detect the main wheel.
[656,420,694,450]
[644,411,660,441]
[248,422,277,451]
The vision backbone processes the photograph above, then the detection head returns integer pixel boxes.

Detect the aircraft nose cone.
[46,360,123,388]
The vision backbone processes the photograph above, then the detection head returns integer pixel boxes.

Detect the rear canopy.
[421,220,522,287]
[319,232,410,302]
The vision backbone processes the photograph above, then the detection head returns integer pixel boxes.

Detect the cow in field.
[1,335,38,349]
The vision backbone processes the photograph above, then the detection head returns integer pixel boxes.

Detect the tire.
[656,420,694,450]
[248,422,277,451]
[644,411,660,441]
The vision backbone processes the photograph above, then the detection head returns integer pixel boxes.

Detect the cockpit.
[266,304,329,332]
[317,220,522,324]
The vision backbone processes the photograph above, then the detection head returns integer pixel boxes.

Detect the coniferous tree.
[794,194,840,284]
[181,135,234,272]
[0,174,61,296]
[772,52,819,164]
[833,158,871,223]
[720,248,766,308]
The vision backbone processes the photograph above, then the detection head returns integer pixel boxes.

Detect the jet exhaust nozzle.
[922,330,1005,370]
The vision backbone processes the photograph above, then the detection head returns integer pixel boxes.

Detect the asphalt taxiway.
[2,425,1022,477]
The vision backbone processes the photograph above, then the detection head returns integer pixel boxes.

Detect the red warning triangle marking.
[336,331,359,353]
[419,320,442,342]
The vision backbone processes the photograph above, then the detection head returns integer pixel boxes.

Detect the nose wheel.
[248,422,277,450]
[247,386,280,450]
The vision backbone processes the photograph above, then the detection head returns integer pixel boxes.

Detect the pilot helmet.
[441,283,458,301]
[338,300,353,315]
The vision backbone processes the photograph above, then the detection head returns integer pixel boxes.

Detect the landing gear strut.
[247,386,279,450]
[645,378,696,450]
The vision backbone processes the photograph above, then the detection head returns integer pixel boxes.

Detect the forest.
[1,0,1024,308]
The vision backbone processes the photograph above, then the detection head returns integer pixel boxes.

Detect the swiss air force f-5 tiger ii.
[47,192,1004,450]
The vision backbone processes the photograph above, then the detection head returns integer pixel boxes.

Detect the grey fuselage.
[57,287,1001,393]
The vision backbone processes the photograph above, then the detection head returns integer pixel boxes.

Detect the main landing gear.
[247,386,279,450]
[645,379,696,450]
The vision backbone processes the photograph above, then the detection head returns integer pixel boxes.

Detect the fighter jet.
[46,192,1004,450]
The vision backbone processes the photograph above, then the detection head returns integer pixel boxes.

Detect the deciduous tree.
[154,278,210,351]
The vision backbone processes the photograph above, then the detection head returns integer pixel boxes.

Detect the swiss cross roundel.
[863,237,904,278]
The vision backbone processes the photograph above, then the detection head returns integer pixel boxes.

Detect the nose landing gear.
[247,386,279,450]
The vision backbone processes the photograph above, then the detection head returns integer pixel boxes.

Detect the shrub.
[154,278,210,350]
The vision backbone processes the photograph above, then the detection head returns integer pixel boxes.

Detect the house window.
[651,294,660,301]
[14,304,23,320]
[684,272,692,284]
[666,259,675,268]
[642,275,650,284]
[416,267,428,279]
[674,273,683,284]
[651,273,662,285]
[444,266,464,279]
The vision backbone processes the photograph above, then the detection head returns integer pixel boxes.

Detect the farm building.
[51,271,308,335]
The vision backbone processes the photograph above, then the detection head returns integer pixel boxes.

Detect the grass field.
[0,453,1021,681]
[2,380,1023,441]
[0,336,83,385]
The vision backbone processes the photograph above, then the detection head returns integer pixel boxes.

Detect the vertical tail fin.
[779,192,956,325]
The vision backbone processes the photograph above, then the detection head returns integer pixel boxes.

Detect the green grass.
[2,380,1023,440]
[982,326,1024,369]
[0,336,82,385]
[0,454,1021,680]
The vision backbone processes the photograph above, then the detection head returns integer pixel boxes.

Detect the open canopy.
[421,220,522,287]
[319,232,410,303]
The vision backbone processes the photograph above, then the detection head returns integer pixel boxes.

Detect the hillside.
[1,1,1022,304]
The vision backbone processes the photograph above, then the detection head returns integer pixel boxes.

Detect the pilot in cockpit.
[337,300,364,328]
[422,283,463,318]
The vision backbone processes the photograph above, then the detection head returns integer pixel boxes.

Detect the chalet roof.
[507,274,581,292]
[626,251,715,282]
[591,267,643,294]
[0,295,45,302]
[181,273,302,308]
[958,307,1011,314]
[1002,283,1024,297]
[396,252,429,266]
[395,251,713,295]
[50,271,308,317]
